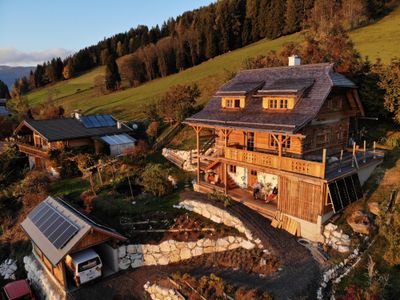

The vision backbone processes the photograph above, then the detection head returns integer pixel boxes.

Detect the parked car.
[2,279,34,300]
[65,248,103,287]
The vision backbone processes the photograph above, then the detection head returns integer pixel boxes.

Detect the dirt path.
[70,192,321,300]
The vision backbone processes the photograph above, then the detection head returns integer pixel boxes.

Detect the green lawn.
[25,6,400,120]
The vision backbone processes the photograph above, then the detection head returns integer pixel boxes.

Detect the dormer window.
[222,97,245,109]
[263,97,294,110]
[226,99,241,108]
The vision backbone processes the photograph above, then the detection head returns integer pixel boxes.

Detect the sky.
[0,0,215,66]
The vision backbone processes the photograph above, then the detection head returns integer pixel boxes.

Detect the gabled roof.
[185,63,362,133]
[14,115,133,142]
[21,196,126,266]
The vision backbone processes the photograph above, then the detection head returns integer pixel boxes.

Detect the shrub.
[208,190,232,207]
[0,145,28,188]
[17,171,49,195]
[139,163,173,197]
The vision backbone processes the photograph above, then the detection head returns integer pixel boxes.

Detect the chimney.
[71,110,82,120]
[117,121,122,129]
[288,55,301,66]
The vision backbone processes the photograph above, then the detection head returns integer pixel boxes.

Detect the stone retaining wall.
[24,255,65,300]
[144,282,184,300]
[118,235,255,270]
[177,199,263,247]
[323,223,351,253]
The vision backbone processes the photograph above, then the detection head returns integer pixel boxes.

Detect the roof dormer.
[221,97,245,109]
[262,96,296,110]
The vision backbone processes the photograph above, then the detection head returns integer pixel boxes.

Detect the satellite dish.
[131,123,138,130]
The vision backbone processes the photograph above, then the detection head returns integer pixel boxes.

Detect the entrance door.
[247,132,255,151]
[248,169,258,188]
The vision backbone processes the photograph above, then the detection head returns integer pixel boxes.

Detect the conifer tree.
[0,80,10,99]
[105,55,121,91]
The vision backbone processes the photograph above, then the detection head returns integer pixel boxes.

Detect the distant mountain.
[0,65,35,88]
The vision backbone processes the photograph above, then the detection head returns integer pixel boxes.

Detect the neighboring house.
[21,196,126,295]
[0,98,10,117]
[184,57,384,241]
[13,113,136,175]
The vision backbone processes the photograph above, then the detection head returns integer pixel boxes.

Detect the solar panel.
[337,179,350,207]
[328,174,364,213]
[352,174,363,199]
[329,182,342,212]
[28,202,80,249]
[80,115,117,128]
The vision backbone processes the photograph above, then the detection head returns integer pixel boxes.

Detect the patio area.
[228,188,277,220]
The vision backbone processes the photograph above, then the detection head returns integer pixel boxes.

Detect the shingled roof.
[185,63,361,133]
[15,116,132,142]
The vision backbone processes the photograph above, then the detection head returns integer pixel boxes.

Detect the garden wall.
[24,255,65,300]
[118,236,255,270]
[177,199,263,247]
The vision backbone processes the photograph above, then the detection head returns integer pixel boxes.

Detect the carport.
[21,196,126,292]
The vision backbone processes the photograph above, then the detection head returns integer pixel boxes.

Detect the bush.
[208,190,232,207]
[0,145,28,188]
[139,163,173,197]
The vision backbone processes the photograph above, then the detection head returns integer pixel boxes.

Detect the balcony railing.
[18,143,49,158]
[224,147,326,178]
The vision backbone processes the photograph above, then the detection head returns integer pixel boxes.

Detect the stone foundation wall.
[178,199,263,247]
[144,282,185,300]
[118,236,255,270]
[323,223,351,253]
[24,255,65,300]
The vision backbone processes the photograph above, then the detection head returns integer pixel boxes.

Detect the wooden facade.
[184,63,372,240]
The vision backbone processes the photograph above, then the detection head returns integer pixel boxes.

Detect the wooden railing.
[18,143,49,158]
[224,147,326,178]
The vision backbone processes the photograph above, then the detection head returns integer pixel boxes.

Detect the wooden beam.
[194,126,203,185]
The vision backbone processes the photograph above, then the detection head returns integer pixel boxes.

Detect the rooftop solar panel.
[80,115,116,128]
[28,202,80,249]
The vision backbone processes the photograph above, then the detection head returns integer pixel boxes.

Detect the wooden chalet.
[21,196,126,292]
[13,113,136,175]
[184,59,384,241]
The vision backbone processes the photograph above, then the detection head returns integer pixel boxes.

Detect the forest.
[10,0,393,97]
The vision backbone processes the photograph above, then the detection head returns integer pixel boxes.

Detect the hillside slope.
[25,6,400,120]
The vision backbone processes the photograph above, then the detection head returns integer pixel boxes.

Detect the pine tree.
[105,55,121,91]
[284,0,304,34]
[0,80,10,99]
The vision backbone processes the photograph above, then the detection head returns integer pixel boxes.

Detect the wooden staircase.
[227,174,238,189]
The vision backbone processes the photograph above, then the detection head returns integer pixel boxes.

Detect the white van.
[65,248,103,286]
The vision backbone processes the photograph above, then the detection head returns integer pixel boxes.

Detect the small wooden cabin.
[21,196,126,292]
[13,114,135,175]
[184,61,384,241]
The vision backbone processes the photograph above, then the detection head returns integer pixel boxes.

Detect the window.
[283,137,291,149]
[251,170,257,176]
[270,136,278,148]
[229,165,236,173]
[224,98,242,109]
[280,99,288,109]
[247,132,254,151]
[269,99,278,109]
[264,97,293,110]
[316,133,329,147]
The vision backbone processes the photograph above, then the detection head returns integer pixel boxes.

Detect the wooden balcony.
[224,147,326,178]
[18,143,49,159]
